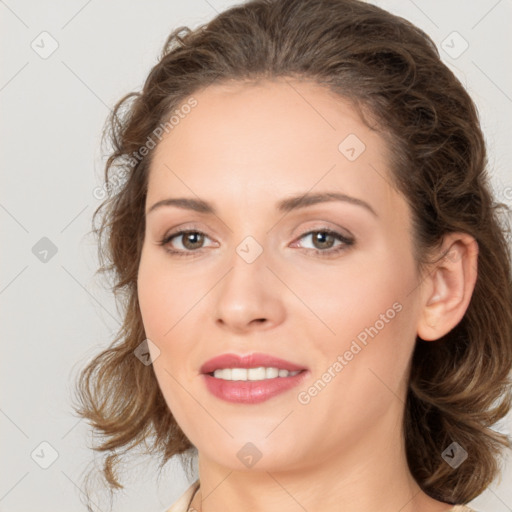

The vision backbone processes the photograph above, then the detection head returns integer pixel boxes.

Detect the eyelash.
[158,227,355,258]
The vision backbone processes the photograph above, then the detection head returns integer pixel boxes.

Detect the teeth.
[212,367,301,381]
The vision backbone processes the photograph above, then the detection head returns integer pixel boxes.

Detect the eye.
[158,227,355,258]
[158,229,216,256]
[292,229,355,257]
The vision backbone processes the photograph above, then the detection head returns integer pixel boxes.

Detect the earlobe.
[417,233,479,342]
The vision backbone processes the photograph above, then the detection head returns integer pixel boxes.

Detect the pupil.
[185,232,202,249]
[315,232,332,249]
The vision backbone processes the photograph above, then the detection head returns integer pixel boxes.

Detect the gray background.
[1,0,511,511]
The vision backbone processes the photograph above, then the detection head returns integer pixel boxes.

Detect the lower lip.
[202,371,309,404]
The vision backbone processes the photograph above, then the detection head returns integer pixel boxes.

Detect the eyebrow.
[146,192,378,218]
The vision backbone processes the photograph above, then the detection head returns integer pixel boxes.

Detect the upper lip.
[200,353,308,374]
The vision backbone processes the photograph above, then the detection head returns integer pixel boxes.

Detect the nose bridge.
[223,232,269,295]
[235,234,266,266]
[212,231,283,329]
[222,207,270,274]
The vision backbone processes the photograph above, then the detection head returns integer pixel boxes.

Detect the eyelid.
[291,221,354,241]
[160,222,215,240]
[158,221,352,243]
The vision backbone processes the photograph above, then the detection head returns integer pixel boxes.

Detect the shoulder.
[159,487,480,512]
[162,480,200,512]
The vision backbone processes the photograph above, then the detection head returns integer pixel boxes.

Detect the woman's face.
[138,78,424,472]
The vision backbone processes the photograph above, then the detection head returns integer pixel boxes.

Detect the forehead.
[147,78,406,222]
[153,78,375,162]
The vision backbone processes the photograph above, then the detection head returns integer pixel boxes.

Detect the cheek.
[137,250,195,338]
[303,251,411,338]
[302,249,418,392]
[137,261,166,338]
[138,285,193,426]
[137,251,199,405]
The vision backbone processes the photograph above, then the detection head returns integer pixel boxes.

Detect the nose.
[213,244,286,333]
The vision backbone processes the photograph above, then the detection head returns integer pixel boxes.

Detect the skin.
[137,78,478,512]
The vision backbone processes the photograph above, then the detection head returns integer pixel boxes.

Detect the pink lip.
[203,372,308,404]
[200,352,309,404]
[200,352,307,374]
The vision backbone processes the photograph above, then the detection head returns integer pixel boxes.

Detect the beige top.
[165,480,478,512]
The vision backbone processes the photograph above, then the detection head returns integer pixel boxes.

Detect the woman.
[73,0,512,511]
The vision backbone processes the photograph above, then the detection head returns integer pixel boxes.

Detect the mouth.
[200,352,307,374]
[202,369,308,404]
[200,352,309,404]
[206,367,304,380]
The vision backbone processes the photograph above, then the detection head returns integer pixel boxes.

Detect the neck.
[191,412,453,512]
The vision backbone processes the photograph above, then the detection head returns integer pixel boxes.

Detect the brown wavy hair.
[72,0,512,508]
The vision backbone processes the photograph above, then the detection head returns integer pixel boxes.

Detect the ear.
[417,232,479,341]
